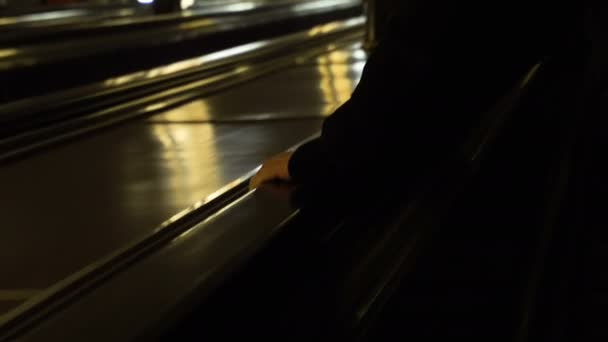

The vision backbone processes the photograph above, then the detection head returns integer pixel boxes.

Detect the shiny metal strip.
[0,132,315,340]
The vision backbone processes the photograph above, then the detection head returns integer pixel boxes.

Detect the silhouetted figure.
[251,1,585,192]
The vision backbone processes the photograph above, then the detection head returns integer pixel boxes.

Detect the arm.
[252,1,578,190]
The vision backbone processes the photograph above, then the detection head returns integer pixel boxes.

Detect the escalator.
[0,0,362,102]
[0,15,367,335]
[368,49,585,342]
[1,37,582,342]
[158,48,585,342]
[0,2,593,341]
[0,17,365,161]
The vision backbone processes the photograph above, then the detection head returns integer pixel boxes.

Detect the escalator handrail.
[333,61,546,339]
[0,135,320,341]
[0,59,544,342]
[0,20,363,165]
[0,17,364,127]
[0,169,256,341]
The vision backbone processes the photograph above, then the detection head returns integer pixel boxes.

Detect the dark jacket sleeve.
[289,1,579,188]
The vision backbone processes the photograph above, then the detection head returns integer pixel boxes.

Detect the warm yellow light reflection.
[0,49,19,59]
[178,18,214,30]
[0,18,16,25]
[151,100,212,122]
[119,98,222,220]
[145,102,168,112]
[103,41,266,87]
[316,50,362,115]
[100,18,364,88]
[308,22,340,37]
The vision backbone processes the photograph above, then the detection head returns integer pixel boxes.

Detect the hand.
[249,152,293,190]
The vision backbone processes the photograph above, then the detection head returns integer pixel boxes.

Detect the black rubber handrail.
[0,168,256,342]
[0,131,317,341]
[155,62,547,341]
[0,61,545,342]
[512,50,589,342]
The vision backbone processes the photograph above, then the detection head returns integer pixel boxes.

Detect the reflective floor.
[0,42,365,316]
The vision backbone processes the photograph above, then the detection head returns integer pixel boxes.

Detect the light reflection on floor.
[0,41,368,317]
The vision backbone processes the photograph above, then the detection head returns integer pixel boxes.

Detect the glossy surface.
[0,0,322,29]
[0,7,139,28]
[10,185,300,342]
[0,0,361,71]
[0,301,20,320]
[149,43,365,123]
[0,42,365,316]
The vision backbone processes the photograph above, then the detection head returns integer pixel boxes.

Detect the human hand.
[249,152,293,190]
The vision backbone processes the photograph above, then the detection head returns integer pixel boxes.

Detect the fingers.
[248,152,293,190]
[248,164,286,190]
[249,164,272,190]
[248,170,264,190]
